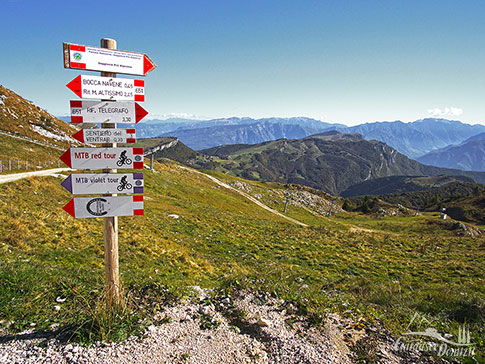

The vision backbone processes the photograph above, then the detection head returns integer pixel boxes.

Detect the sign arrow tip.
[72,129,84,143]
[66,75,82,98]
[62,199,75,217]
[135,103,149,123]
[143,55,156,75]
[60,149,72,168]
[61,175,73,193]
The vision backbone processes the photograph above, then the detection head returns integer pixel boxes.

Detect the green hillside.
[196,132,485,195]
[0,159,483,358]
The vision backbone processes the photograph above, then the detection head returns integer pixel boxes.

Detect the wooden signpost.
[61,38,156,307]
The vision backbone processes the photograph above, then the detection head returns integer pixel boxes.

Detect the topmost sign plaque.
[63,42,156,76]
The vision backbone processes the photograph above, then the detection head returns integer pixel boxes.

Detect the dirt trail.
[176,166,309,227]
[0,168,71,184]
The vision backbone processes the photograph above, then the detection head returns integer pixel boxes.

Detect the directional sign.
[70,101,148,124]
[63,42,156,76]
[61,173,144,194]
[72,128,136,144]
[60,147,144,169]
[63,195,144,218]
[66,75,145,101]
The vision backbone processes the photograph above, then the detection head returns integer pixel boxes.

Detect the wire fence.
[0,159,61,173]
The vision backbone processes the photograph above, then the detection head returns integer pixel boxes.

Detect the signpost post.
[101,38,120,307]
[61,38,156,308]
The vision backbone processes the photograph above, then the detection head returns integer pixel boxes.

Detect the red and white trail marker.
[60,147,144,170]
[63,195,144,218]
[66,75,145,101]
[72,128,136,144]
[63,42,156,76]
[70,101,148,124]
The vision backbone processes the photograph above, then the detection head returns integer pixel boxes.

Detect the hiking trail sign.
[61,37,155,307]
[63,195,144,218]
[60,147,144,169]
[66,75,145,101]
[63,42,156,76]
[61,173,144,195]
[72,128,136,144]
[70,101,148,124]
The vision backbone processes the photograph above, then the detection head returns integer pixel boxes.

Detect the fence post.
[9,160,11,171]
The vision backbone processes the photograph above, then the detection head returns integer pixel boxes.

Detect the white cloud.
[427,107,463,117]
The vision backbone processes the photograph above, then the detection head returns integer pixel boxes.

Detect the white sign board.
[63,42,156,76]
[69,101,148,124]
[63,195,144,218]
[60,147,144,169]
[61,173,144,194]
[72,128,136,144]
[67,75,145,101]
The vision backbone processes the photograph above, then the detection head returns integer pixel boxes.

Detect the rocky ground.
[0,288,437,364]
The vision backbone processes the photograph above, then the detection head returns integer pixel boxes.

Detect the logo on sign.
[116,151,132,167]
[86,198,108,216]
[135,180,142,186]
[73,52,82,61]
[117,176,132,192]
[134,155,142,162]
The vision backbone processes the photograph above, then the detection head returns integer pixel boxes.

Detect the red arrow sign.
[69,101,147,124]
[66,75,145,101]
[63,195,144,218]
[64,42,156,76]
[72,128,136,144]
[60,147,144,169]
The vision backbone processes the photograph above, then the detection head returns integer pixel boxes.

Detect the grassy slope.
[0,160,483,356]
[0,134,63,172]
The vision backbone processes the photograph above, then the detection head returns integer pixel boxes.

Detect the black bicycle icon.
[117,176,132,191]
[116,151,132,167]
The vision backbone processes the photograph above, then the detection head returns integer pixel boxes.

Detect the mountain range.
[129,116,485,167]
[417,132,485,171]
[344,118,485,159]
[158,130,485,196]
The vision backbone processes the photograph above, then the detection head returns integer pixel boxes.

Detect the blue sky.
[2,0,485,125]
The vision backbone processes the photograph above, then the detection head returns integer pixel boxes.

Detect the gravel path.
[0,289,411,364]
[0,168,71,184]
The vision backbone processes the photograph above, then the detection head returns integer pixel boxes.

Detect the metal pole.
[100,38,121,307]
[9,160,11,171]
[150,154,154,171]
